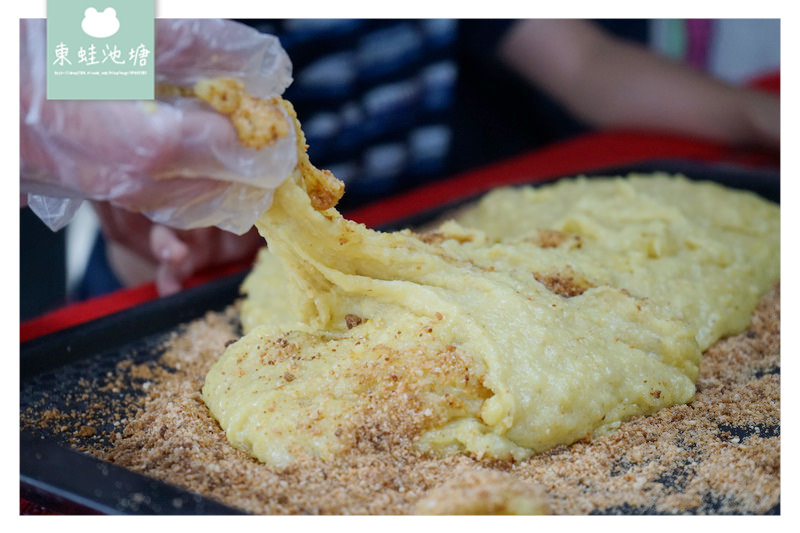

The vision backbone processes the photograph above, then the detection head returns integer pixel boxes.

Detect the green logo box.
[46,0,154,100]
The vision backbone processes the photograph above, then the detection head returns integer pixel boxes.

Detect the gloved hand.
[20,18,296,235]
[92,202,264,296]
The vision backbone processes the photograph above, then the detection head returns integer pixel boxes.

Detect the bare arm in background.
[499,19,779,149]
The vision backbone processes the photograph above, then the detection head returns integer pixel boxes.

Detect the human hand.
[93,202,264,296]
[20,19,296,235]
[741,89,780,151]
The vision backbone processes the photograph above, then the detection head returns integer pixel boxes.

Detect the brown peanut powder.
[22,286,780,515]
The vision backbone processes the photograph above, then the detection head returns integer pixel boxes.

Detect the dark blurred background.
[237,19,652,211]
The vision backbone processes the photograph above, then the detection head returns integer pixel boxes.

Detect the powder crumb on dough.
[22,286,780,515]
[414,469,549,515]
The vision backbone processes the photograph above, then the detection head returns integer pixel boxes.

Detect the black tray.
[20,271,249,515]
[20,159,779,515]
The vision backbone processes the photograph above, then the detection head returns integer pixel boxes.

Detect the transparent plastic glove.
[20,18,296,235]
[93,202,264,296]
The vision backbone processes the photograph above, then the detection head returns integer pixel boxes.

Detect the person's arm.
[498,19,779,149]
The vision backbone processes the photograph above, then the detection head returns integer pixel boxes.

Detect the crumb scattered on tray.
[21,286,780,515]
